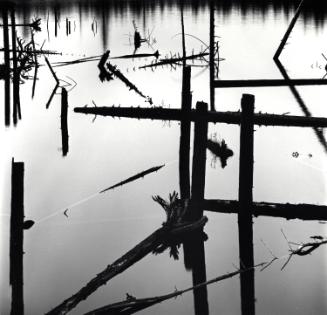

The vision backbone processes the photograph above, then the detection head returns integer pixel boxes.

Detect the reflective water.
[1,1,327,314]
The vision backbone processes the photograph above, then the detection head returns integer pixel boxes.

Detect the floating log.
[106,61,152,104]
[45,216,208,315]
[139,52,210,69]
[99,164,165,193]
[74,106,327,128]
[201,199,327,221]
[83,261,262,315]
[10,159,24,315]
[214,78,327,88]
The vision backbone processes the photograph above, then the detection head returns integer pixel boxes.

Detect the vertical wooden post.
[190,101,208,220]
[238,94,255,315]
[10,158,24,315]
[61,88,69,156]
[209,0,215,111]
[179,66,192,199]
[3,6,11,126]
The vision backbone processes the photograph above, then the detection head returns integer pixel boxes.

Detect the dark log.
[46,217,208,315]
[61,88,69,156]
[214,78,327,88]
[74,105,327,128]
[201,199,327,221]
[238,94,255,315]
[179,66,192,199]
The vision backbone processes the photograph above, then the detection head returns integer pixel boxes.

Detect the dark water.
[1,1,327,314]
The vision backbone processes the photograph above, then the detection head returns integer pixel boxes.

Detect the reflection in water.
[10,0,327,50]
[2,1,327,315]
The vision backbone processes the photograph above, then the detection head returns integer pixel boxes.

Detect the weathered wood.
[274,0,305,59]
[179,66,192,199]
[202,199,327,221]
[238,94,255,315]
[61,88,69,156]
[214,78,327,88]
[10,159,24,315]
[74,106,327,128]
[46,217,208,315]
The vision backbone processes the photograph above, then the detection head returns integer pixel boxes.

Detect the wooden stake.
[10,158,24,315]
[238,94,255,315]
[179,66,192,199]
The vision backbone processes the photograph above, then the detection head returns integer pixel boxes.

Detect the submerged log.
[46,216,208,315]
[74,106,327,128]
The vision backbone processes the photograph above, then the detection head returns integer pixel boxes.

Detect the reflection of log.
[74,106,327,128]
[214,78,327,88]
[274,0,305,59]
[61,88,69,156]
[238,94,255,315]
[139,52,209,69]
[46,216,208,315]
[202,199,327,221]
[274,57,327,153]
[10,159,25,315]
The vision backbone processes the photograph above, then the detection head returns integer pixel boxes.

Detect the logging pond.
[1,0,327,314]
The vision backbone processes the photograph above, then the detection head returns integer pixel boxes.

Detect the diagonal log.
[45,216,208,315]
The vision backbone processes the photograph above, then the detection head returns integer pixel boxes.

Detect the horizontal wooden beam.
[74,106,327,128]
[201,199,327,221]
[213,79,327,88]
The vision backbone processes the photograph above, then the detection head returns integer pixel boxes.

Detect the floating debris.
[207,138,233,168]
[100,164,165,193]
[23,220,34,230]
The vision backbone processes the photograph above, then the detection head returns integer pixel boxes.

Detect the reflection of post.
[10,159,24,315]
[11,8,21,125]
[179,66,192,199]
[209,0,215,111]
[61,88,69,156]
[3,7,11,126]
[238,94,255,315]
[54,8,58,37]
